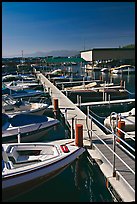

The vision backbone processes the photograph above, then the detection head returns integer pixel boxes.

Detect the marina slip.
[2,68,135,202]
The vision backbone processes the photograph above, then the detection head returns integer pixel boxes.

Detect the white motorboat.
[104,108,135,132]
[65,82,97,91]
[2,73,36,82]
[100,67,110,73]
[110,65,135,74]
[2,113,60,143]
[2,96,49,116]
[4,80,43,90]
[2,139,85,201]
[2,87,48,100]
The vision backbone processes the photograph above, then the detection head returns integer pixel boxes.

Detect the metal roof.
[80,48,135,52]
[43,57,86,63]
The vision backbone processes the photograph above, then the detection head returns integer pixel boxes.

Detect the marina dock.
[75,98,135,107]
[36,70,135,202]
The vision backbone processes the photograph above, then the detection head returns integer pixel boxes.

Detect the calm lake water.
[6,68,135,202]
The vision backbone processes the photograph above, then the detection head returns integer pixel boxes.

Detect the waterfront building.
[80,48,135,66]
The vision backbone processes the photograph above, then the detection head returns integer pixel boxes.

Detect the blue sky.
[2,2,135,57]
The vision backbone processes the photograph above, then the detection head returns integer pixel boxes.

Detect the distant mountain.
[24,50,80,57]
[121,44,135,49]
[3,50,80,58]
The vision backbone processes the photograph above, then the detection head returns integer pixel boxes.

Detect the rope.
[125,89,135,95]
[89,109,106,119]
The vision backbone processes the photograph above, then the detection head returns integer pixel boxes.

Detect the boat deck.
[36,71,135,202]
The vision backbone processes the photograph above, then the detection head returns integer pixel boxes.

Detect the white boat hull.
[2,119,59,143]
[2,139,85,201]
[2,113,59,143]
[104,108,135,132]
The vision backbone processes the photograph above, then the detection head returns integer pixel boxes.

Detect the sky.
[2,2,135,58]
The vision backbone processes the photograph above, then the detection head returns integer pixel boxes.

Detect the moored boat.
[2,139,85,201]
[2,87,48,100]
[110,65,135,74]
[4,80,43,91]
[2,95,49,116]
[2,113,60,143]
[104,108,135,132]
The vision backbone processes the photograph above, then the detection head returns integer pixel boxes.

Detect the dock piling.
[116,121,125,143]
[71,117,75,139]
[53,98,59,119]
[87,106,93,147]
[75,124,83,147]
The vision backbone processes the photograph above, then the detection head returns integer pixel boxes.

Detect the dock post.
[47,87,50,94]
[83,77,85,88]
[108,94,111,108]
[79,96,81,108]
[53,79,56,85]
[17,127,21,143]
[53,98,59,119]
[87,106,92,147]
[65,89,68,97]
[103,89,105,101]
[44,85,47,93]
[65,108,67,124]
[75,124,83,147]
[77,95,80,106]
[112,120,116,177]
[120,80,123,87]
[116,120,125,143]
[124,81,126,90]
[71,117,75,139]
[105,92,107,101]
[110,112,117,177]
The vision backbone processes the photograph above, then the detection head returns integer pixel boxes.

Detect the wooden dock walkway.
[36,71,135,202]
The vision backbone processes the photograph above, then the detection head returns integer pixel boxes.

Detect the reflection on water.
[8,151,113,202]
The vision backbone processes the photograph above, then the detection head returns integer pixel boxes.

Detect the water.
[5,122,113,202]
[6,68,135,202]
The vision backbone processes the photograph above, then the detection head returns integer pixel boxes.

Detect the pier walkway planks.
[36,72,135,202]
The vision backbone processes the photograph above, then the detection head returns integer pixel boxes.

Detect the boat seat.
[40,148,54,155]
[9,154,41,164]
[2,160,13,171]
[6,145,58,163]
[2,146,14,170]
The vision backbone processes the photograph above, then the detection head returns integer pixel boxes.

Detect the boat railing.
[86,106,135,179]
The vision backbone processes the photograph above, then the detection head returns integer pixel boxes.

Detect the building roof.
[80,48,135,52]
[43,57,86,63]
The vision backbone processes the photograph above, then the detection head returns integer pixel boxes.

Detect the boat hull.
[2,140,85,201]
[2,122,59,143]
[2,113,59,143]
[2,165,68,201]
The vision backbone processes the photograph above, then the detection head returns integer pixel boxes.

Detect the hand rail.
[86,106,135,179]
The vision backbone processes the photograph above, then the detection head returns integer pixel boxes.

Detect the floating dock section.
[35,70,135,202]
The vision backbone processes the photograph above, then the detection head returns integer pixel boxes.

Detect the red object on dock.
[54,98,58,111]
[116,120,125,143]
[75,124,83,147]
